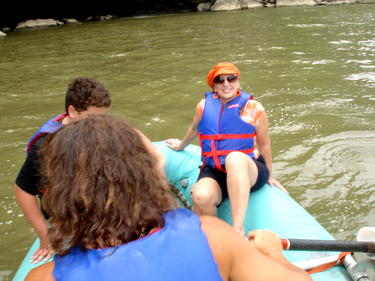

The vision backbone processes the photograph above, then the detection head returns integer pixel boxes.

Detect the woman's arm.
[255,111,288,194]
[200,216,312,281]
[135,129,167,176]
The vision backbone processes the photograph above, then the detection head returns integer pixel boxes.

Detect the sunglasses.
[214,74,238,85]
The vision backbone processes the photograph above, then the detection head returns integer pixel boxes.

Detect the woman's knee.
[192,181,221,206]
[225,151,251,168]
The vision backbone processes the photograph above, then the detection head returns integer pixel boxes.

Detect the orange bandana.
[206,62,240,89]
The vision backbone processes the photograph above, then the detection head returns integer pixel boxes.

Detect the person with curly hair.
[14,77,165,264]
[165,62,287,237]
[25,115,311,281]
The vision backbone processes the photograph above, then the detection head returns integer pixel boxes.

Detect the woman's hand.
[268,176,289,194]
[164,138,182,151]
[247,229,283,259]
[30,244,54,264]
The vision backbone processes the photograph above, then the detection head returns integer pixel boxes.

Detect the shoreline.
[1,1,375,36]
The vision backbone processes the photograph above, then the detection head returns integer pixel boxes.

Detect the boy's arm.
[135,129,167,176]
[14,184,54,263]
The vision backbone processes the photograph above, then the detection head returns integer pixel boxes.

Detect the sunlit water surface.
[1,4,375,280]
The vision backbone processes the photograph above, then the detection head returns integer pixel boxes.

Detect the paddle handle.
[281,238,375,254]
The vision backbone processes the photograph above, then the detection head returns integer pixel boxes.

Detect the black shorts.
[197,155,269,205]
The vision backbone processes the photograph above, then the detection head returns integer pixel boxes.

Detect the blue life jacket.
[26,113,66,155]
[198,91,255,172]
[53,208,223,281]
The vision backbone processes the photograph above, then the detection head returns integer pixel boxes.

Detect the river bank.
[1,0,375,37]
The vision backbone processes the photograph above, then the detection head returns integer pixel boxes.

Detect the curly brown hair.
[65,77,112,113]
[40,115,173,256]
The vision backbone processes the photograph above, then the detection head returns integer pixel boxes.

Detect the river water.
[1,4,375,280]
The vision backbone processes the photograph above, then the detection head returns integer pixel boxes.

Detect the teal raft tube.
[13,142,353,281]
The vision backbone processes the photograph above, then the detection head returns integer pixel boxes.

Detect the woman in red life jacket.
[25,115,311,281]
[165,62,288,237]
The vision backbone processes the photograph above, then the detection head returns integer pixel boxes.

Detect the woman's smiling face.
[213,74,240,104]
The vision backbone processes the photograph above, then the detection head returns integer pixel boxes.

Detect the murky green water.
[1,4,375,280]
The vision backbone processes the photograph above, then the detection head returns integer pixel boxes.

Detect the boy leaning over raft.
[14,77,165,264]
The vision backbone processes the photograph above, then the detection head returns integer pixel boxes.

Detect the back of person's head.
[40,115,172,255]
[65,77,112,113]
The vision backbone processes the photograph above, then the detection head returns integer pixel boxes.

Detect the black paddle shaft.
[286,239,375,253]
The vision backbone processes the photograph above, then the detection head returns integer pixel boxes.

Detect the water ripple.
[278,131,375,240]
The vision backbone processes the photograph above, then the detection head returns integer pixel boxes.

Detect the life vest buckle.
[214,134,225,140]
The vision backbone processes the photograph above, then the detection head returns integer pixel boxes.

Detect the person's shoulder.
[197,99,205,107]
[240,99,265,125]
[26,134,50,162]
[244,99,265,114]
[196,99,206,118]
[34,133,50,145]
[200,216,243,245]
[247,99,263,107]
[29,134,50,152]
[25,261,55,281]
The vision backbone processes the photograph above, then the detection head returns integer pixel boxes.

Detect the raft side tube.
[153,142,201,206]
[12,142,352,281]
[12,238,52,281]
[158,142,352,281]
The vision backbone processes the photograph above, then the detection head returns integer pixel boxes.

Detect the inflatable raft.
[13,142,356,281]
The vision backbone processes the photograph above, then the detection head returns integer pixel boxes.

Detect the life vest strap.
[202,140,255,173]
[198,132,256,172]
[27,132,45,154]
[307,252,352,275]
[202,148,255,157]
[199,133,256,140]
[211,140,225,172]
